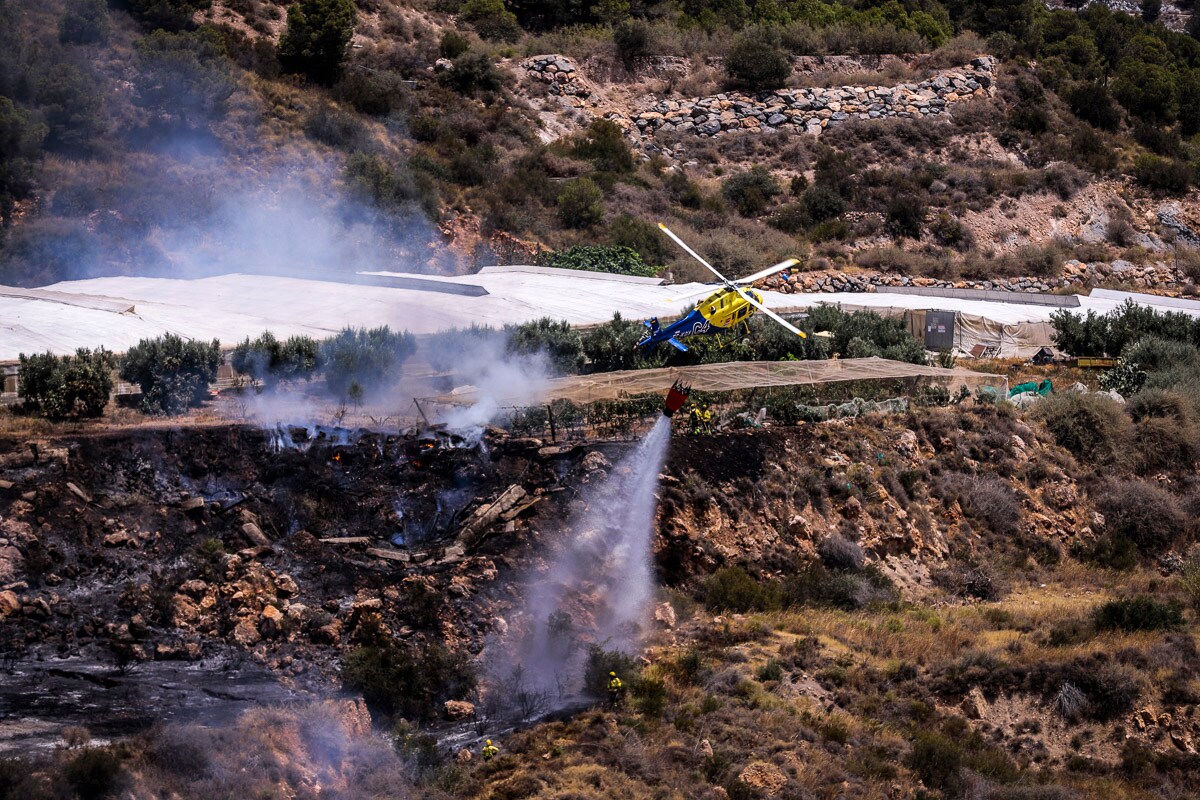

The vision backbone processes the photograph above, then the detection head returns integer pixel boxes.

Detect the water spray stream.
[491,416,672,706]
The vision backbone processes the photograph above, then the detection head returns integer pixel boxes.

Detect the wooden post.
[547,404,556,443]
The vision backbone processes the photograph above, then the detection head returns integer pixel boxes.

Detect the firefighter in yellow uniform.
[607,671,624,707]
[688,405,713,435]
[481,739,499,761]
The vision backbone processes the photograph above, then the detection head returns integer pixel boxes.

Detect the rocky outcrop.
[522,54,596,109]
[612,56,997,140]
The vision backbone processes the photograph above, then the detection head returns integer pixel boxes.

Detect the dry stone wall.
[759,259,1191,295]
[612,56,997,140]
[521,54,998,141]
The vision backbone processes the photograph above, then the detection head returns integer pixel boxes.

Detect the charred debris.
[0,423,640,691]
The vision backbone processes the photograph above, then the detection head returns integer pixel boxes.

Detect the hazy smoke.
[487,416,671,706]
[435,338,552,435]
[153,175,456,282]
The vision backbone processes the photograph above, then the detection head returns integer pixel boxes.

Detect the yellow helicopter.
[635,223,807,352]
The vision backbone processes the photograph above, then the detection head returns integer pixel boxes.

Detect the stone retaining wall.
[521,54,998,140]
[760,258,1190,295]
[612,55,997,139]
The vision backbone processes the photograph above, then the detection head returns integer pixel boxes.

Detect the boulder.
[260,605,284,639]
[963,687,989,720]
[179,579,208,598]
[311,621,342,645]
[179,497,206,513]
[581,451,610,472]
[738,761,788,796]
[232,618,262,647]
[241,523,270,547]
[444,700,476,720]
[103,531,136,548]
[274,574,299,597]
[654,602,677,629]
[0,590,19,617]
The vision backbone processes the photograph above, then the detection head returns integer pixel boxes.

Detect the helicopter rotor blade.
[668,285,720,303]
[658,223,733,286]
[734,286,808,339]
[735,258,800,285]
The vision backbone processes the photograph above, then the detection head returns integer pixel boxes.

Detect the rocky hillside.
[5,0,1200,291]
[1,381,1199,797]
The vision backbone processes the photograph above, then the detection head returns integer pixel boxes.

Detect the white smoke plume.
[422,328,553,435]
[486,416,672,707]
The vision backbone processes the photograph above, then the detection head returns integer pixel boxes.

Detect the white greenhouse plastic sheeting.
[3,265,1200,362]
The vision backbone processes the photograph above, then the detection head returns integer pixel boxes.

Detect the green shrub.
[459,0,521,42]
[1093,596,1184,632]
[439,51,503,94]
[0,97,46,223]
[333,69,409,116]
[1052,301,1200,358]
[320,326,415,399]
[342,641,476,721]
[570,119,634,173]
[726,27,791,89]
[1074,533,1139,571]
[609,214,669,265]
[117,0,211,32]
[669,647,705,686]
[632,674,668,717]
[1099,359,1148,397]
[805,305,925,364]
[440,30,470,58]
[120,334,220,416]
[1096,478,1191,554]
[1032,391,1133,466]
[927,211,974,250]
[133,29,237,130]
[721,166,782,217]
[540,245,656,277]
[278,0,357,84]
[755,659,784,682]
[703,566,780,613]
[885,194,925,239]
[557,177,604,228]
[614,19,651,66]
[230,331,320,387]
[906,731,963,792]
[1067,83,1121,130]
[781,563,898,610]
[1132,153,1192,195]
[583,645,638,699]
[1180,558,1200,611]
[800,184,846,224]
[63,748,124,800]
[60,0,111,44]
[18,348,115,420]
[504,317,584,373]
[345,152,434,214]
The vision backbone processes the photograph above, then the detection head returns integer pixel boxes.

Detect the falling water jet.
[488,416,673,708]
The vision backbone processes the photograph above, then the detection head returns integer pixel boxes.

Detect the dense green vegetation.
[17,348,116,420]
[229,331,321,387]
[320,326,416,400]
[120,334,221,415]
